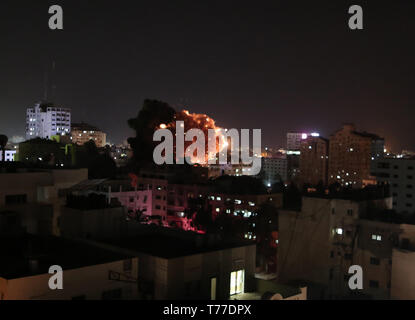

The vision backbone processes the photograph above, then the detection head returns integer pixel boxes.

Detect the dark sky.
[1,1,414,151]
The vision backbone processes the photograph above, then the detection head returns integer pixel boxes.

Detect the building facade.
[277,193,395,299]
[71,123,107,148]
[328,124,384,188]
[94,232,256,300]
[0,235,138,300]
[0,168,88,236]
[26,102,71,140]
[0,150,16,162]
[299,136,329,187]
[287,132,320,151]
[373,157,415,214]
[260,156,288,186]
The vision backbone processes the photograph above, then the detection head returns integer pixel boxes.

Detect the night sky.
[1,1,414,151]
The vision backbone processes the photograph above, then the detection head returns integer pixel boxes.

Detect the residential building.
[0,167,88,236]
[260,156,288,186]
[287,132,321,151]
[26,102,71,140]
[0,234,138,300]
[71,123,107,148]
[68,177,169,222]
[0,150,16,162]
[299,136,329,187]
[373,157,415,214]
[91,229,256,300]
[277,189,395,299]
[328,124,384,188]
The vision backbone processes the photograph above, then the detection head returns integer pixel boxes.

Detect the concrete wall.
[391,249,415,300]
[165,245,256,300]
[277,199,332,288]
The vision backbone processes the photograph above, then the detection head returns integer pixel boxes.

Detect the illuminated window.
[335,228,343,235]
[230,270,244,296]
[371,234,382,241]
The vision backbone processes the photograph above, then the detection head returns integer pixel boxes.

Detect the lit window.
[335,228,343,235]
[371,234,382,241]
[230,270,245,296]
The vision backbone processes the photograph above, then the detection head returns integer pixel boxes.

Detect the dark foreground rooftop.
[99,232,255,259]
[0,234,133,279]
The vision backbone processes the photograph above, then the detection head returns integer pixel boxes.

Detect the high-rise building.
[373,157,415,214]
[261,156,288,186]
[26,102,71,140]
[299,136,329,187]
[328,124,384,188]
[287,132,320,151]
[286,132,320,185]
[71,123,107,148]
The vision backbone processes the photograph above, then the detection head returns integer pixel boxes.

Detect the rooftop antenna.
[43,61,56,103]
[50,61,56,102]
[43,67,49,102]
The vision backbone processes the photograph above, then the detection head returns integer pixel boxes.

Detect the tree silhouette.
[128,99,176,167]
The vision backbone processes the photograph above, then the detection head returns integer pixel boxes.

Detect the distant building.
[260,156,288,186]
[286,132,320,184]
[68,177,169,222]
[71,123,107,148]
[26,102,71,140]
[328,124,384,188]
[287,132,320,151]
[0,150,16,162]
[299,136,329,187]
[373,157,415,214]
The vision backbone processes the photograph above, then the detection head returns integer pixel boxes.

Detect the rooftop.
[0,234,133,279]
[71,122,102,132]
[98,232,255,259]
[304,185,390,201]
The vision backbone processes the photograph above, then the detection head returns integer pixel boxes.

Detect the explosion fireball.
[159,109,229,164]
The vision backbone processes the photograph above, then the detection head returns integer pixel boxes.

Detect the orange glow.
[162,109,229,164]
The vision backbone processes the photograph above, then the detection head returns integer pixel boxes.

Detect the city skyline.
[2,1,415,304]
[1,1,415,151]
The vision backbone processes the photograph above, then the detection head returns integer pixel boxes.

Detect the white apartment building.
[26,102,71,140]
[0,150,16,161]
[374,157,415,213]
